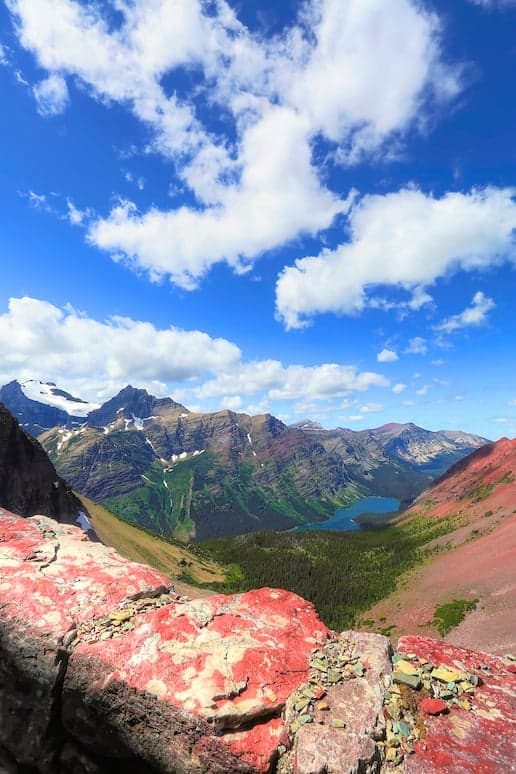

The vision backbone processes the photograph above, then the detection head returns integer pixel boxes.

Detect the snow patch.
[20,379,99,417]
[247,433,253,445]
[56,429,72,452]
[132,414,144,430]
[76,511,93,532]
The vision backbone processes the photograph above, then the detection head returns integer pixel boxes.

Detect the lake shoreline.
[296,496,401,533]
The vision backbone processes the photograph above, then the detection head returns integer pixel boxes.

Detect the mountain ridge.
[0,379,489,541]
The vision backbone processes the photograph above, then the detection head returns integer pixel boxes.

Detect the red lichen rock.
[65,587,329,772]
[419,698,448,715]
[0,510,329,773]
[399,636,516,773]
[2,510,516,774]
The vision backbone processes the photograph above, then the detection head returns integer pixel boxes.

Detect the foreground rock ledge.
[0,510,515,773]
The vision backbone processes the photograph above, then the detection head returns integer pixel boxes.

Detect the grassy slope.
[78,494,225,586]
[101,451,358,542]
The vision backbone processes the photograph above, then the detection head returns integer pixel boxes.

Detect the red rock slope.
[364,438,516,654]
[1,508,515,773]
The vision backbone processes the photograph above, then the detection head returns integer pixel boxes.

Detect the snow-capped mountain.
[0,380,99,436]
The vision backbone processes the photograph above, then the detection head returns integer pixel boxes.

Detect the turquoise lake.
[296,496,400,532]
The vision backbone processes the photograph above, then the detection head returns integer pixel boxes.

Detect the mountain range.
[0,379,488,541]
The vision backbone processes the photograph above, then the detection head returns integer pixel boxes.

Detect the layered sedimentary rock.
[0,510,514,773]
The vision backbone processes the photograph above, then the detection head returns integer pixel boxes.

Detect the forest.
[193,514,459,631]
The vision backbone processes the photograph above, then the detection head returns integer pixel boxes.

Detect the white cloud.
[220,395,243,411]
[0,296,240,400]
[0,297,388,411]
[405,336,427,355]
[416,385,430,395]
[275,186,516,328]
[377,348,398,363]
[181,361,389,402]
[360,403,383,413]
[402,400,415,406]
[455,395,465,401]
[0,44,8,65]
[345,415,364,423]
[33,73,69,116]
[7,0,462,288]
[434,291,495,334]
[392,383,407,394]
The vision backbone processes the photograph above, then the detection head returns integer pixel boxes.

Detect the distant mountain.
[0,402,84,524]
[369,422,488,473]
[38,386,358,541]
[290,420,488,505]
[0,379,98,437]
[2,378,489,542]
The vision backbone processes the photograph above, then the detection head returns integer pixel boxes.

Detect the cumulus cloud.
[0,296,240,399]
[360,403,383,413]
[377,348,398,363]
[276,186,516,328]
[392,383,407,394]
[33,73,69,116]
[220,395,243,411]
[434,291,495,334]
[7,0,462,288]
[180,361,389,402]
[0,296,388,409]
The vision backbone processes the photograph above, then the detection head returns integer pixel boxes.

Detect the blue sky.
[0,0,515,438]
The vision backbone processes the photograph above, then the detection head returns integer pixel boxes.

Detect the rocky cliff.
[0,403,84,523]
[0,509,514,773]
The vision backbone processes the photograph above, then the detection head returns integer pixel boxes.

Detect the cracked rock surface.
[1,509,515,774]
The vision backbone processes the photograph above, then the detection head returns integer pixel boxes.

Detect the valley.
[1,379,488,542]
[0,385,512,654]
[195,438,516,652]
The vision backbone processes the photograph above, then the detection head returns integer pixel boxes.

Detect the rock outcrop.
[0,403,83,523]
[1,509,514,773]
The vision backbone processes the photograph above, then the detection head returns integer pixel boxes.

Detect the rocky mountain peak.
[0,379,93,437]
[86,385,188,427]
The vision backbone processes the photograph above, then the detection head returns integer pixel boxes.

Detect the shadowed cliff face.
[0,403,83,523]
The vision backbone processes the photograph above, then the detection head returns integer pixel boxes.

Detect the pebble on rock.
[419,698,448,716]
